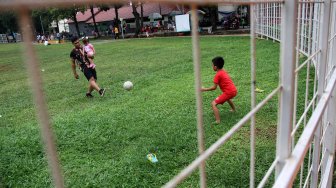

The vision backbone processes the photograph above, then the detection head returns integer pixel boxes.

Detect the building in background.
[50,19,69,33]
[67,3,186,36]
[66,3,245,37]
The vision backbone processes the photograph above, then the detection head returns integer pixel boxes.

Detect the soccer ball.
[123,81,133,91]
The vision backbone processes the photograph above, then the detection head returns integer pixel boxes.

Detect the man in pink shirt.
[202,56,237,124]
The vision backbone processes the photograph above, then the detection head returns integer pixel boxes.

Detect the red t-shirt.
[214,69,237,94]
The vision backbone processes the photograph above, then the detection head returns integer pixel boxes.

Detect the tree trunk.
[209,6,218,31]
[73,11,80,37]
[90,6,100,37]
[140,3,144,28]
[114,6,119,28]
[132,4,140,37]
[56,19,60,33]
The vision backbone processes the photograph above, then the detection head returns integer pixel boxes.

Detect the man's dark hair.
[212,56,225,69]
[71,36,79,43]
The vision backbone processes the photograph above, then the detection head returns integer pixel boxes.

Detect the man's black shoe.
[99,88,106,96]
[86,93,93,98]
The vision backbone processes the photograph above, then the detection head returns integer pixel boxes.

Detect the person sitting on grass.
[70,36,105,98]
[201,56,237,124]
[82,37,96,69]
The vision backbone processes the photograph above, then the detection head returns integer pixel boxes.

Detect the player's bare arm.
[71,58,79,79]
[201,84,217,92]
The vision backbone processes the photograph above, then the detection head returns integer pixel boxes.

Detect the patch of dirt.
[0,64,14,72]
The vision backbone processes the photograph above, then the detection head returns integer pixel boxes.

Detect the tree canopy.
[0,11,18,33]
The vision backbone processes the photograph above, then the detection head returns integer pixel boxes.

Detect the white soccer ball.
[123,81,133,91]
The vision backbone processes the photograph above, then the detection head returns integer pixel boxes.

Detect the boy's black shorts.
[82,67,97,81]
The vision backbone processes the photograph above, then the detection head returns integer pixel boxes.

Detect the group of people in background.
[142,20,164,37]
[36,32,65,44]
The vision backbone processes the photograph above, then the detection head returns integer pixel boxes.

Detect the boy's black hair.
[71,36,79,43]
[212,56,225,69]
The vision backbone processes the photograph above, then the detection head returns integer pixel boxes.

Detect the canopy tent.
[185,10,206,15]
[148,12,162,19]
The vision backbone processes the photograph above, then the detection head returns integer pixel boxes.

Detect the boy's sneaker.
[99,88,106,96]
[86,93,93,98]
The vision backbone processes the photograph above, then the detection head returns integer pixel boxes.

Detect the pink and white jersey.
[83,43,94,56]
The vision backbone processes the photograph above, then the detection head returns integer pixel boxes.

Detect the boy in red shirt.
[202,57,237,124]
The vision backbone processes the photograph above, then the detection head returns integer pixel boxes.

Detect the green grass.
[0,36,301,187]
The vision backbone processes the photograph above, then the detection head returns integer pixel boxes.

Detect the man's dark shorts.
[83,67,97,81]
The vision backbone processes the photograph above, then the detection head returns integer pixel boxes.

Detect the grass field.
[0,36,308,187]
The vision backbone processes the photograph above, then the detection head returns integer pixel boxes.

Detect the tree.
[209,6,218,31]
[72,9,80,36]
[0,11,18,34]
[49,8,62,33]
[59,6,86,37]
[131,3,141,37]
[96,4,111,36]
[201,6,218,31]
[31,6,87,37]
[32,8,71,35]
[99,4,110,12]
[140,3,144,28]
[90,5,100,37]
[32,9,54,35]
[113,3,123,29]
